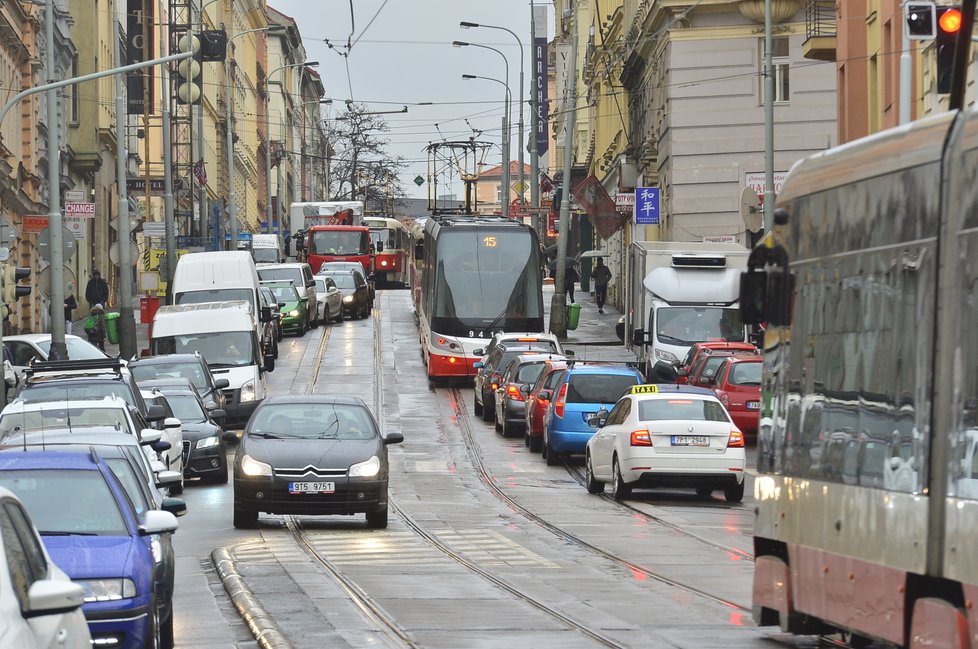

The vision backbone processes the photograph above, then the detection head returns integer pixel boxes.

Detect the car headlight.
[196,436,221,449]
[240,454,272,477]
[75,578,137,602]
[240,382,257,402]
[349,455,381,478]
[288,309,300,317]
[343,295,354,303]
[655,348,679,363]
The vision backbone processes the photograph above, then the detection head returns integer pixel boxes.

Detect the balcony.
[804,0,837,61]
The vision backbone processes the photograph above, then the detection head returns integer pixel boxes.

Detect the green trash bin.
[566,302,581,330]
[104,312,121,344]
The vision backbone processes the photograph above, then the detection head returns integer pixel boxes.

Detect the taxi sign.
[630,385,659,394]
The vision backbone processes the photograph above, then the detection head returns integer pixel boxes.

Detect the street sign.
[38,265,76,300]
[513,205,529,217]
[615,192,635,213]
[512,179,527,195]
[64,190,85,203]
[635,187,660,225]
[109,240,139,266]
[413,175,425,187]
[37,227,77,263]
[65,202,95,218]
[65,219,86,240]
[126,177,166,194]
[23,215,48,233]
[142,222,167,237]
[525,206,549,215]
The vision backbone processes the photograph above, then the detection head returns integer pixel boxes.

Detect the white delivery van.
[251,234,284,264]
[150,301,273,427]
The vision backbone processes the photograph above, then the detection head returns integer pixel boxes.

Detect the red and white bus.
[363,216,409,288]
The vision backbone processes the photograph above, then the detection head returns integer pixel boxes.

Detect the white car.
[0,485,91,649]
[473,331,569,359]
[140,389,186,493]
[585,384,747,502]
[4,334,108,380]
[313,275,344,323]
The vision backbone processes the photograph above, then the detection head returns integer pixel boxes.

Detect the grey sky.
[267,0,551,201]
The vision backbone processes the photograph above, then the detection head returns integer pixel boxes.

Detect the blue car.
[542,363,644,465]
[0,450,178,649]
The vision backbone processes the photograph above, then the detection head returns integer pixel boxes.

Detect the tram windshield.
[310,230,369,256]
[369,229,396,251]
[431,229,543,335]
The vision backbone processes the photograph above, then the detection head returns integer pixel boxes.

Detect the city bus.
[744,109,978,648]
[363,216,409,287]
[414,215,544,380]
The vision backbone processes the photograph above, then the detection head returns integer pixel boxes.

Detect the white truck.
[625,241,750,380]
[250,234,284,264]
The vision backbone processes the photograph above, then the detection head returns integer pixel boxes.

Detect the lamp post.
[195,0,223,245]
[455,40,512,217]
[461,21,526,209]
[463,74,511,217]
[266,61,319,238]
[226,25,285,250]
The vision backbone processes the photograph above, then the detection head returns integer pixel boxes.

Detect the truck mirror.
[377,241,384,253]
[740,271,767,325]
[631,329,647,347]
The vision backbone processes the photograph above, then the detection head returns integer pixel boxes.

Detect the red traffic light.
[940,7,962,32]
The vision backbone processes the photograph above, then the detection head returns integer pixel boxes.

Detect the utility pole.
[763,0,775,232]
[530,4,540,231]
[46,0,66,360]
[160,1,176,300]
[115,0,136,358]
[549,0,578,338]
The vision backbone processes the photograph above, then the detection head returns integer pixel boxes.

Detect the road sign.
[512,179,527,195]
[37,227,77,263]
[635,187,660,225]
[413,175,425,187]
[142,222,167,237]
[65,219,86,240]
[65,202,95,218]
[513,205,529,217]
[109,240,139,266]
[64,190,85,203]
[23,215,48,233]
[38,265,76,300]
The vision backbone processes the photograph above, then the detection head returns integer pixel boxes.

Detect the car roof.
[0,429,140,448]
[0,449,101,471]
[261,395,365,407]
[5,395,130,412]
[137,377,196,388]
[5,334,90,344]
[627,384,718,398]
[563,363,643,376]
[512,354,566,365]
[129,354,202,366]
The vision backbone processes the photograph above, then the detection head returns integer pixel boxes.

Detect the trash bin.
[104,312,121,344]
[567,302,581,330]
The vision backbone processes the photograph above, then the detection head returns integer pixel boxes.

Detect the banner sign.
[635,187,660,225]
[534,5,549,157]
[573,175,624,240]
[127,0,153,114]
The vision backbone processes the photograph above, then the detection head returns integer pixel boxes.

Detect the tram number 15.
[483,236,497,248]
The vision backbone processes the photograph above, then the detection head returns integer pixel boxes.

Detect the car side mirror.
[146,404,166,422]
[588,415,608,428]
[164,417,181,429]
[151,440,172,453]
[564,349,575,357]
[264,353,275,373]
[519,384,532,395]
[473,362,484,369]
[632,329,647,347]
[473,348,484,357]
[210,408,227,420]
[161,496,188,517]
[306,280,315,288]
[139,510,178,536]
[677,368,689,377]
[222,431,239,443]
[154,470,181,488]
[214,378,230,389]
[538,389,553,402]
[24,579,85,618]
[277,302,286,308]
[139,429,163,445]
[384,432,404,445]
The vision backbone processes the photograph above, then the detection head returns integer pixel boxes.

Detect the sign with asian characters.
[634,187,660,225]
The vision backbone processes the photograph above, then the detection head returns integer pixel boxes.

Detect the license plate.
[288,481,335,494]
[671,435,709,447]
[747,401,760,410]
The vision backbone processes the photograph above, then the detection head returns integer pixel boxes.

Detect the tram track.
[446,385,751,613]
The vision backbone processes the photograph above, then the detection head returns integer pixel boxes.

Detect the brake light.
[554,383,568,418]
[490,382,499,391]
[506,384,524,401]
[630,429,652,446]
[516,337,539,342]
[728,431,745,448]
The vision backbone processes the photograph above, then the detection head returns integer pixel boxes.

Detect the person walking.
[592,257,612,314]
[85,269,109,308]
[64,283,77,334]
[565,263,580,303]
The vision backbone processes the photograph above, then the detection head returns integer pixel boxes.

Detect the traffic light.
[1,264,30,318]
[936,6,962,94]
[905,2,937,39]
[174,33,201,104]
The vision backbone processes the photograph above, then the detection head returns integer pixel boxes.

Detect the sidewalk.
[542,282,634,363]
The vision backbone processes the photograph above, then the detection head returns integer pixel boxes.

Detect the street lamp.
[226,24,286,250]
[455,40,512,216]
[463,73,511,218]
[266,60,319,238]
[460,21,526,207]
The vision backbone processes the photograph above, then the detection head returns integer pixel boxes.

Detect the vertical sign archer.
[533,5,549,158]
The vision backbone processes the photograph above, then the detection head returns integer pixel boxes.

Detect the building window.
[759,37,790,104]
[69,54,80,125]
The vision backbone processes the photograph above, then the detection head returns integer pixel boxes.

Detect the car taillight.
[719,393,729,407]
[728,431,745,448]
[554,383,568,418]
[506,384,524,401]
[490,382,499,391]
[630,429,652,446]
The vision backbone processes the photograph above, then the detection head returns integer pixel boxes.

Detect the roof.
[128,354,201,366]
[563,363,643,376]
[0,449,101,471]
[261,395,365,407]
[0,428,142,447]
[5,396,130,413]
[629,384,718,397]
[5,334,88,344]
[480,161,532,178]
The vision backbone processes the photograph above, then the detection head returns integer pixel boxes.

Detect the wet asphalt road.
[168,289,804,649]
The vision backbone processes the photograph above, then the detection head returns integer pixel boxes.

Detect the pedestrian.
[84,303,106,351]
[592,257,612,314]
[565,263,580,303]
[64,283,77,334]
[85,269,109,308]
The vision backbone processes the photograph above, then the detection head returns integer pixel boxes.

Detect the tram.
[414,215,544,379]
[363,216,409,287]
[745,108,978,647]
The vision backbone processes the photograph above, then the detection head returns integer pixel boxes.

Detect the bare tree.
[327,103,407,213]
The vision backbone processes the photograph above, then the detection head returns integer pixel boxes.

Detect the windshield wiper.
[657,333,688,346]
[40,531,98,536]
[208,362,242,369]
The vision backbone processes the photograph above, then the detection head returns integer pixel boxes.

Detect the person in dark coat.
[64,282,77,334]
[592,257,612,314]
[85,269,109,308]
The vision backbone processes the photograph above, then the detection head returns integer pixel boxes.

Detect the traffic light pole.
[45,0,66,361]
[160,11,177,302]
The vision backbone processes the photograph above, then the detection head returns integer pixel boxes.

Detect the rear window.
[727,362,761,386]
[258,268,303,287]
[566,374,639,404]
[497,348,546,372]
[698,356,728,380]
[638,398,730,422]
[515,363,546,384]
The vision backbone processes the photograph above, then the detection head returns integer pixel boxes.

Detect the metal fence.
[806,0,837,40]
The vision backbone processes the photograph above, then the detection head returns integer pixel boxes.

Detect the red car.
[686,350,740,388]
[677,341,756,384]
[712,355,762,436]
[523,360,568,453]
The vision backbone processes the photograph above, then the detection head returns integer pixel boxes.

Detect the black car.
[319,270,371,319]
[473,344,550,423]
[260,285,285,343]
[154,386,235,484]
[232,395,403,529]
[128,353,229,417]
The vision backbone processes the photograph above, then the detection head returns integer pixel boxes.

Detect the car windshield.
[0,407,130,436]
[0,469,128,535]
[164,394,207,423]
[638,398,731,422]
[152,332,254,368]
[35,338,108,361]
[696,356,730,382]
[258,268,303,286]
[252,248,279,264]
[267,284,299,303]
[249,403,377,440]
[655,307,745,346]
[131,361,208,390]
[322,273,355,289]
[728,362,762,386]
[20,383,136,408]
[175,288,253,306]
[495,348,546,372]
[566,374,639,404]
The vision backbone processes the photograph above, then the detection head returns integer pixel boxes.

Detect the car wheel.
[611,456,631,501]
[481,395,493,422]
[528,434,542,453]
[298,319,307,336]
[276,326,283,343]
[696,488,713,498]
[232,502,258,529]
[144,598,161,649]
[366,507,388,529]
[544,434,559,466]
[170,473,184,495]
[474,397,483,417]
[311,309,319,329]
[334,306,344,323]
[585,454,605,494]
[160,608,174,649]
[523,430,530,447]
[724,481,745,503]
[502,415,516,437]
[272,338,279,360]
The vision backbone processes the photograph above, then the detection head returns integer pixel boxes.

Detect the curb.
[211,547,293,649]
